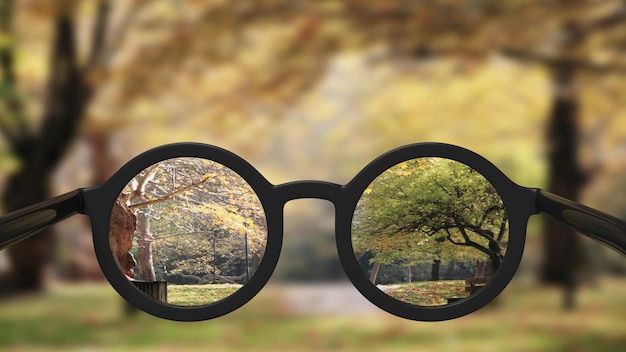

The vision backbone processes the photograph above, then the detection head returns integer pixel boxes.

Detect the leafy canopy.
[352,158,509,270]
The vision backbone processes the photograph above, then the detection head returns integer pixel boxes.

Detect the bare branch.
[101,0,151,65]
[576,3,626,39]
[129,174,211,209]
[87,0,111,67]
[35,11,95,171]
[153,231,214,240]
[497,213,508,242]
[502,48,626,74]
[478,205,502,228]
[134,166,158,196]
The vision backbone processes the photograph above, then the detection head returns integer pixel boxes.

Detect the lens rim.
[83,143,278,321]
[338,143,536,321]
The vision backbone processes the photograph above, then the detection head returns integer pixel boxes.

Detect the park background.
[0,0,625,350]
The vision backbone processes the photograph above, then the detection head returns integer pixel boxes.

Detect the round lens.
[351,158,508,307]
[108,157,267,307]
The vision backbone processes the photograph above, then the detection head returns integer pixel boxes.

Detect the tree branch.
[446,229,486,253]
[575,3,626,39]
[130,165,158,199]
[35,11,94,172]
[101,0,150,65]
[129,174,212,209]
[87,0,111,67]
[478,205,503,228]
[433,179,454,198]
[393,184,408,198]
[502,48,626,75]
[497,212,508,242]
[450,215,495,258]
[153,231,215,240]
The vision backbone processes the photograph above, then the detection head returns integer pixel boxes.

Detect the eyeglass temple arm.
[536,190,626,255]
[0,190,83,251]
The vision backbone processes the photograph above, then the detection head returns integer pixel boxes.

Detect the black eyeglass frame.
[1,142,625,322]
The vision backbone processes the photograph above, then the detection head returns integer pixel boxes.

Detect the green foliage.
[352,158,509,288]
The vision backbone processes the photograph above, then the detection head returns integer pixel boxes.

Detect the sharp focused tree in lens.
[109,157,267,306]
[352,158,509,306]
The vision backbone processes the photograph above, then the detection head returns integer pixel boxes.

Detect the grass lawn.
[0,277,625,351]
[167,284,242,305]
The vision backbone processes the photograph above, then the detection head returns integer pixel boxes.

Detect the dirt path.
[276,282,381,315]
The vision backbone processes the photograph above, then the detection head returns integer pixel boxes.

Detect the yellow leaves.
[0,32,13,50]
[0,148,20,175]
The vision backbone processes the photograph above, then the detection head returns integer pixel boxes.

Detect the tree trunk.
[109,199,136,278]
[444,261,455,280]
[1,167,53,293]
[431,259,441,281]
[369,262,380,284]
[0,10,96,293]
[136,208,156,281]
[541,63,586,310]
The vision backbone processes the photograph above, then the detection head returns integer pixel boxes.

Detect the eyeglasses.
[1,142,625,322]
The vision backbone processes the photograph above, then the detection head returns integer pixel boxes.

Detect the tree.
[352,158,508,286]
[110,157,267,288]
[0,0,116,292]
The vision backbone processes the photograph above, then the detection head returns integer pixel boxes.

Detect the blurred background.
[1,0,625,350]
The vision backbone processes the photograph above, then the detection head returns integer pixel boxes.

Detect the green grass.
[0,277,625,351]
[167,284,242,305]
[384,280,470,306]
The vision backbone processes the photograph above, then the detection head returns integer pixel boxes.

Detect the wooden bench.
[124,280,167,314]
[131,280,167,301]
[465,277,490,295]
[446,277,492,305]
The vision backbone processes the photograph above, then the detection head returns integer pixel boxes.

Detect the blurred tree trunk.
[85,129,118,184]
[1,15,92,293]
[540,22,592,310]
[0,1,111,293]
[541,63,587,310]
